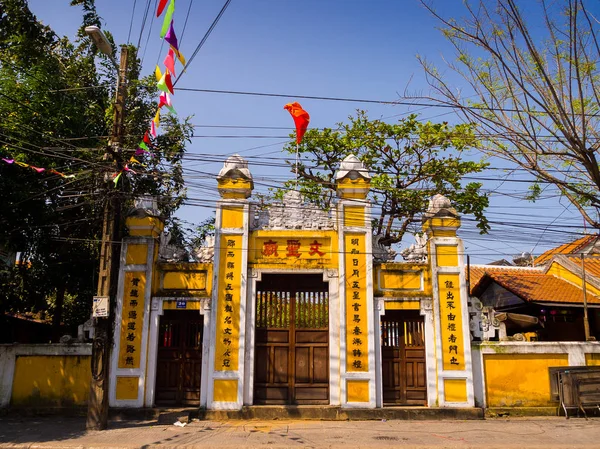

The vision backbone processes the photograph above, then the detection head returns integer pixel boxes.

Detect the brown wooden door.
[155,310,203,406]
[381,310,427,405]
[254,274,329,405]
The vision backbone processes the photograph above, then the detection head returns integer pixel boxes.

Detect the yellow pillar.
[208,155,253,409]
[423,195,474,407]
[335,155,376,408]
[110,197,163,407]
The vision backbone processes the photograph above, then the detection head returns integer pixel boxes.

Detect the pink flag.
[150,120,157,137]
[2,158,14,164]
[163,48,176,77]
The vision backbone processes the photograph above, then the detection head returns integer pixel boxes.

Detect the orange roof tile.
[564,255,600,279]
[535,235,598,265]
[468,265,542,294]
[473,273,600,305]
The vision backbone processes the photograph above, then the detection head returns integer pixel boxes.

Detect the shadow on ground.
[0,417,155,445]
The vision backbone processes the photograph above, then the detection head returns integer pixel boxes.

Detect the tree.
[418,0,600,229]
[0,0,191,338]
[281,111,489,246]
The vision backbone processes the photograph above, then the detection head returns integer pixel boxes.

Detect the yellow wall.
[384,300,420,310]
[11,355,90,407]
[483,353,568,407]
[213,379,238,402]
[126,244,147,265]
[374,263,431,297]
[347,380,370,402]
[163,271,207,290]
[444,379,467,403]
[436,245,459,267]
[586,353,600,366]
[115,376,139,400]
[546,262,600,297]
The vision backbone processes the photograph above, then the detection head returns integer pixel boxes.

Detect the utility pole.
[581,253,593,342]
[86,45,129,431]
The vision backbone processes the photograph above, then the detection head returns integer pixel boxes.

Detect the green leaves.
[280,110,489,246]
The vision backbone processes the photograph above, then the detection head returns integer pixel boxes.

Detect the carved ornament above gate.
[250,190,335,230]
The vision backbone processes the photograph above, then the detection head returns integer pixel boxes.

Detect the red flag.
[157,0,169,17]
[143,131,151,145]
[284,102,310,144]
[165,71,174,94]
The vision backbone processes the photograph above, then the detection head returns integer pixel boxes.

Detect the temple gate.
[107,154,475,411]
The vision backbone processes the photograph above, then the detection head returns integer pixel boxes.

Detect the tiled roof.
[535,235,598,265]
[472,273,600,305]
[468,265,542,294]
[564,255,600,279]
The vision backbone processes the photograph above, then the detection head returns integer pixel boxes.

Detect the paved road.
[0,416,599,448]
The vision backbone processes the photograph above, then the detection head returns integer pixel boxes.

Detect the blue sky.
[27,0,594,263]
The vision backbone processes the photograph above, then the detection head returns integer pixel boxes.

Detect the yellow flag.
[155,65,162,82]
[153,108,160,128]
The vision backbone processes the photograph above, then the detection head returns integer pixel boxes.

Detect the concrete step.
[193,405,484,421]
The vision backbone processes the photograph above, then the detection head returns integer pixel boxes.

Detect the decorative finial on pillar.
[217,154,254,199]
[422,194,461,237]
[334,154,371,200]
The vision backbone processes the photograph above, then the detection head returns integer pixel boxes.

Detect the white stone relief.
[158,231,189,262]
[192,235,215,263]
[400,233,428,263]
[372,235,398,262]
[250,190,335,230]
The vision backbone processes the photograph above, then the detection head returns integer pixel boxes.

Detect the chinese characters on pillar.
[438,273,464,370]
[345,234,368,372]
[118,272,146,368]
[215,235,242,371]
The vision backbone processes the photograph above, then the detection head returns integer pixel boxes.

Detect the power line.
[174,0,233,86]
[127,0,138,44]
[174,86,600,118]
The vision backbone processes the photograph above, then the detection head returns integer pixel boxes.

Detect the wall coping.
[0,343,92,356]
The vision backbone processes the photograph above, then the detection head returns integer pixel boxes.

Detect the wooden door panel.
[272,346,289,383]
[254,274,329,405]
[155,310,203,406]
[295,347,310,383]
[312,346,328,383]
[381,311,426,406]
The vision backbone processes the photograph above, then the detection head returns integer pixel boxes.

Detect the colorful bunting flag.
[113,171,123,187]
[172,47,186,66]
[150,120,157,138]
[143,131,151,145]
[156,0,169,17]
[160,0,175,38]
[157,71,169,94]
[2,157,75,178]
[164,21,179,50]
[163,48,176,78]
[154,109,161,128]
[155,65,162,82]
[165,71,174,94]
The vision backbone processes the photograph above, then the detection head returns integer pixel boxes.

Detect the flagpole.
[295,142,299,189]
